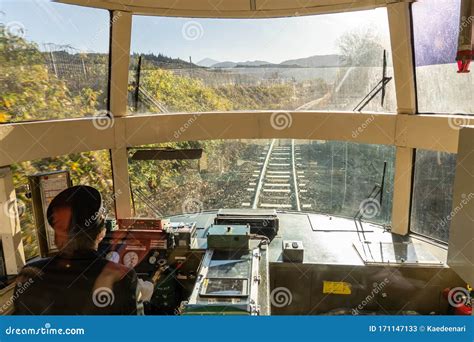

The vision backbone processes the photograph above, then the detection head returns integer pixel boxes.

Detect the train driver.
[13,185,138,315]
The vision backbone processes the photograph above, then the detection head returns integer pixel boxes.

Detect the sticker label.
[323,281,352,295]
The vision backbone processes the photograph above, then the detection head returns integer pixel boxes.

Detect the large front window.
[128,9,396,114]
[129,139,395,225]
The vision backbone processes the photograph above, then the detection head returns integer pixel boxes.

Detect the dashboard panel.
[99,229,168,278]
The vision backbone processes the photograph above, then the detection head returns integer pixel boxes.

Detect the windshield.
[128,9,395,114]
[128,139,394,225]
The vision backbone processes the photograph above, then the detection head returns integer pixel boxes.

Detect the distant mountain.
[201,54,346,69]
[237,60,273,67]
[196,58,220,67]
[212,61,238,68]
[206,55,344,68]
[235,63,300,69]
[280,54,345,68]
[211,60,272,68]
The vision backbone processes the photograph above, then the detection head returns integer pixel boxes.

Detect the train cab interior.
[0,0,473,316]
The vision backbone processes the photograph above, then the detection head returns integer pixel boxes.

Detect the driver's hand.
[137,278,154,302]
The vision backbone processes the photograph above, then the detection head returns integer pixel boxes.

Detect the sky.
[1,0,391,64]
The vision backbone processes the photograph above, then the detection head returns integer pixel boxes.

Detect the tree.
[337,28,385,67]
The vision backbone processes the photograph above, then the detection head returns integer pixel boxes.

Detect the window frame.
[1,2,473,252]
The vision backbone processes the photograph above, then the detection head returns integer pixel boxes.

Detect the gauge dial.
[123,251,139,268]
[105,251,120,264]
[148,255,157,265]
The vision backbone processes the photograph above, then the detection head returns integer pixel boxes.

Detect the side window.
[410,150,457,242]
[1,2,109,123]
[13,150,114,259]
[413,0,474,114]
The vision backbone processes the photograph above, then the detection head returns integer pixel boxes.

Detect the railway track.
[241,93,338,211]
[242,139,311,211]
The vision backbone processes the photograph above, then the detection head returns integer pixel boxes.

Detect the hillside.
[132,53,198,69]
[211,60,272,68]
[280,54,345,68]
[196,58,220,67]
[204,54,346,68]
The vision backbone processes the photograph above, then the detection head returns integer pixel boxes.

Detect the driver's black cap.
[46,185,105,233]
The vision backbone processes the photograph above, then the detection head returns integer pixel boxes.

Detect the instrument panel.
[105,250,143,268]
[99,229,169,277]
[105,251,120,264]
[123,251,139,268]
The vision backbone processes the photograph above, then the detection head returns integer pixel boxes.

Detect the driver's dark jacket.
[13,249,137,315]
